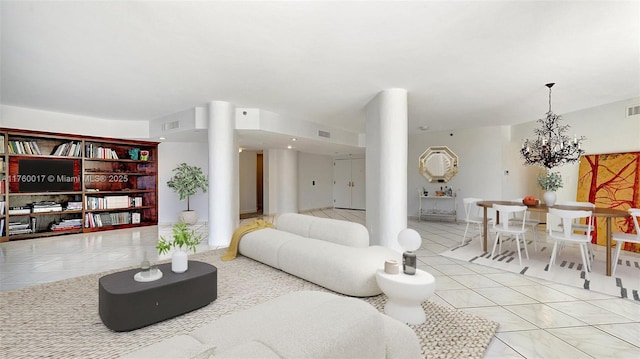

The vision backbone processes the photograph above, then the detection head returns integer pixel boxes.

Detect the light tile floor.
[1,209,638,358]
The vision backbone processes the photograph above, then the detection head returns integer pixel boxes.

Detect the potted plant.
[537,171,563,206]
[156,222,203,273]
[167,162,208,224]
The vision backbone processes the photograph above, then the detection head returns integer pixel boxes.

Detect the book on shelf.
[86,195,134,210]
[52,141,81,157]
[131,196,143,207]
[66,202,83,210]
[106,195,130,209]
[0,201,5,215]
[0,135,4,154]
[85,143,119,159]
[9,221,33,235]
[8,206,31,215]
[32,206,63,213]
[7,140,42,155]
[31,201,63,213]
[85,212,132,228]
[50,218,82,231]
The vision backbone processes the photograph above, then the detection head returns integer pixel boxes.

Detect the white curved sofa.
[120,291,421,359]
[239,213,401,297]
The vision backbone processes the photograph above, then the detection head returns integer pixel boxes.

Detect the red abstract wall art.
[577,151,640,252]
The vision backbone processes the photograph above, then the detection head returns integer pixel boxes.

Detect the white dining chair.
[547,208,593,279]
[556,201,595,232]
[491,204,529,267]
[556,201,596,259]
[510,198,542,250]
[612,208,640,275]
[462,197,484,246]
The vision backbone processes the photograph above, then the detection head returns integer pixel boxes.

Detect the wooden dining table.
[476,201,630,276]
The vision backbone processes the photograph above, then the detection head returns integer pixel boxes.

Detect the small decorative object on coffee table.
[133,251,162,282]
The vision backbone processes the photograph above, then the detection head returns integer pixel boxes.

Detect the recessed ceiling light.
[239,148,243,153]
[159,137,166,140]
[287,145,292,149]
[291,138,297,141]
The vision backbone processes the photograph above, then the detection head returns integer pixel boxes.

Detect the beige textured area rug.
[0,249,498,359]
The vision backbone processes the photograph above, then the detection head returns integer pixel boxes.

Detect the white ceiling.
[2,1,639,155]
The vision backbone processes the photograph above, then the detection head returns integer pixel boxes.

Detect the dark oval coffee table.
[99,260,217,332]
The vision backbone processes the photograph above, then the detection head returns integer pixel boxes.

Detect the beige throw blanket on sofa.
[221,219,274,261]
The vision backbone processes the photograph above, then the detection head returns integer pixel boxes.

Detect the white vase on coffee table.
[172,249,188,273]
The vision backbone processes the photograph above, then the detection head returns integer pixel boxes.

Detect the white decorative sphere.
[398,228,422,252]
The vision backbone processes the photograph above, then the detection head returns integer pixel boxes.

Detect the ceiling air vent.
[627,105,640,117]
[318,130,331,138]
[162,120,180,131]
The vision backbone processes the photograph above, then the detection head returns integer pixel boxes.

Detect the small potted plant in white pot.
[156,222,203,273]
[167,162,208,224]
[537,170,563,206]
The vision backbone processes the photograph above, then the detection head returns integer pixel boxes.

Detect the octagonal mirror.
[419,146,459,183]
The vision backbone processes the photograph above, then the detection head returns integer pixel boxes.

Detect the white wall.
[408,96,640,222]
[0,105,149,138]
[408,126,504,221]
[298,152,334,211]
[512,96,640,204]
[158,141,209,224]
[237,151,334,214]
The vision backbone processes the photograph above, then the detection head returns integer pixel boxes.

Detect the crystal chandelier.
[521,83,585,169]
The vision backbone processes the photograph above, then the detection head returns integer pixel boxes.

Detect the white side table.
[375,268,436,325]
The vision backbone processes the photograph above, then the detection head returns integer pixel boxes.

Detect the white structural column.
[208,101,239,246]
[365,89,408,252]
[265,149,298,215]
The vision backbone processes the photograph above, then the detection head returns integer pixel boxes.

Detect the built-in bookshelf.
[0,128,158,242]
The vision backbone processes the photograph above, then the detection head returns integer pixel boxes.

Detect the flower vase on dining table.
[543,191,557,207]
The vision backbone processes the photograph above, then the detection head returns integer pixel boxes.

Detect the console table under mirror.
[418,146,459,222]
[418,191,458,223]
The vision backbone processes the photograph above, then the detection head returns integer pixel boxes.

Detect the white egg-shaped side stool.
[375,269,435,325]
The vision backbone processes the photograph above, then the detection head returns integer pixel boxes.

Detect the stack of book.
[31,201,63,213]
[106,195,130,209]
[51,218,82,231]
[66,202,83,210]
[8,206,31,215]
[9,222,32,236]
